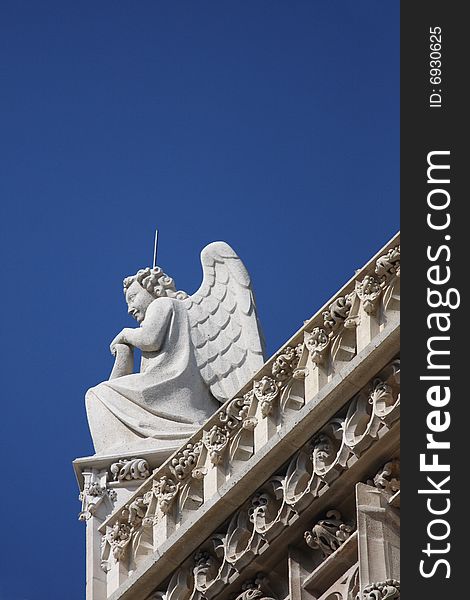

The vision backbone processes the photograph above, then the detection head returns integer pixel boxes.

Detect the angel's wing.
[182,242,265,403]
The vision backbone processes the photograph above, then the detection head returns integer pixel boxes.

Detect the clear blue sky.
[0,2,398,598]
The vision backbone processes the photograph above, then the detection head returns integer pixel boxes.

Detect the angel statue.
[85,242,265,456]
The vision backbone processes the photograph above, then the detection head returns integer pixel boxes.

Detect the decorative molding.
[169,442,203,481]
[110,458,150,482]
[152,475,179,515]
[137,358,400,599]
[101,358,399,573]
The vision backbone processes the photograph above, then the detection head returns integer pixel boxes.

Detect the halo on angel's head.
[123,267,188,300]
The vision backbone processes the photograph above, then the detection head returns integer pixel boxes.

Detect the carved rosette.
[304,510,354,558]
[304,327,329,365]
[362,579,400,600]
[202,425,230,465]
[254,376,279,417]
[110,457,150,482]
[355,275,382,314]
[375,245,400,280]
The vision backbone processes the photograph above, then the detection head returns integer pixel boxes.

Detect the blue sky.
[0,2,398,598]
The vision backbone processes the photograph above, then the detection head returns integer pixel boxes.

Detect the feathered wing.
[182,242,265,403]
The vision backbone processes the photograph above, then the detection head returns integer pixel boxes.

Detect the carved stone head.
[123,266,187,322]
[311,432,334,472]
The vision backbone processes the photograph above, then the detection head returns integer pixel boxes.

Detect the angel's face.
[125,280,154,323]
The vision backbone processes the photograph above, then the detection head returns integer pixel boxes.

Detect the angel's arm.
[110,298,173,353]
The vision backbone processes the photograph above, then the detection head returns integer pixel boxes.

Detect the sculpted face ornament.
[85,242,265,457]
[311,433,335,473]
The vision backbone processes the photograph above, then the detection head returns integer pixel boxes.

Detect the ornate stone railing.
[83,233,399,599]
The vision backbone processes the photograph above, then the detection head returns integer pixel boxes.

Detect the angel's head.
[123,267,187,322]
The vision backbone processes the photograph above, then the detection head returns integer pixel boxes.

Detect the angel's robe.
[85,297,219,455]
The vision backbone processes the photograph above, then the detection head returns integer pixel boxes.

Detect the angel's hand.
[110,330,127,355]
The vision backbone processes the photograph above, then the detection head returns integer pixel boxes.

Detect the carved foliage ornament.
[110,457,150,482]
[253,376,279,417]
[169,442,202,481]
[202,425,230,466]
[322,295,353,333]
[79,483,116,521]
[362,579,400,600]
[304,510,354,558]
[235,573,278,600]
[355,275,382,315]
[375,245,400,280]
[153,475,179,515]
[368,459,400,496]
[304,327,329,365]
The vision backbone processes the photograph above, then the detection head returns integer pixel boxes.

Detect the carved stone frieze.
[310,419,349,482]
[362,579,400,600]
[102,358,400,569]
[304,510,354,558]
[110,457,150,482]
[134,356,400,600]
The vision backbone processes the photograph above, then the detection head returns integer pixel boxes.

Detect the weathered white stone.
[75,233,401,600]
[85,242,265,456]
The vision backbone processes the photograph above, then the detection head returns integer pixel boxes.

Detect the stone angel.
[85,242,265,456]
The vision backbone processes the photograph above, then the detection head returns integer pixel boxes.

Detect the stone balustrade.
[78,233,400,600]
